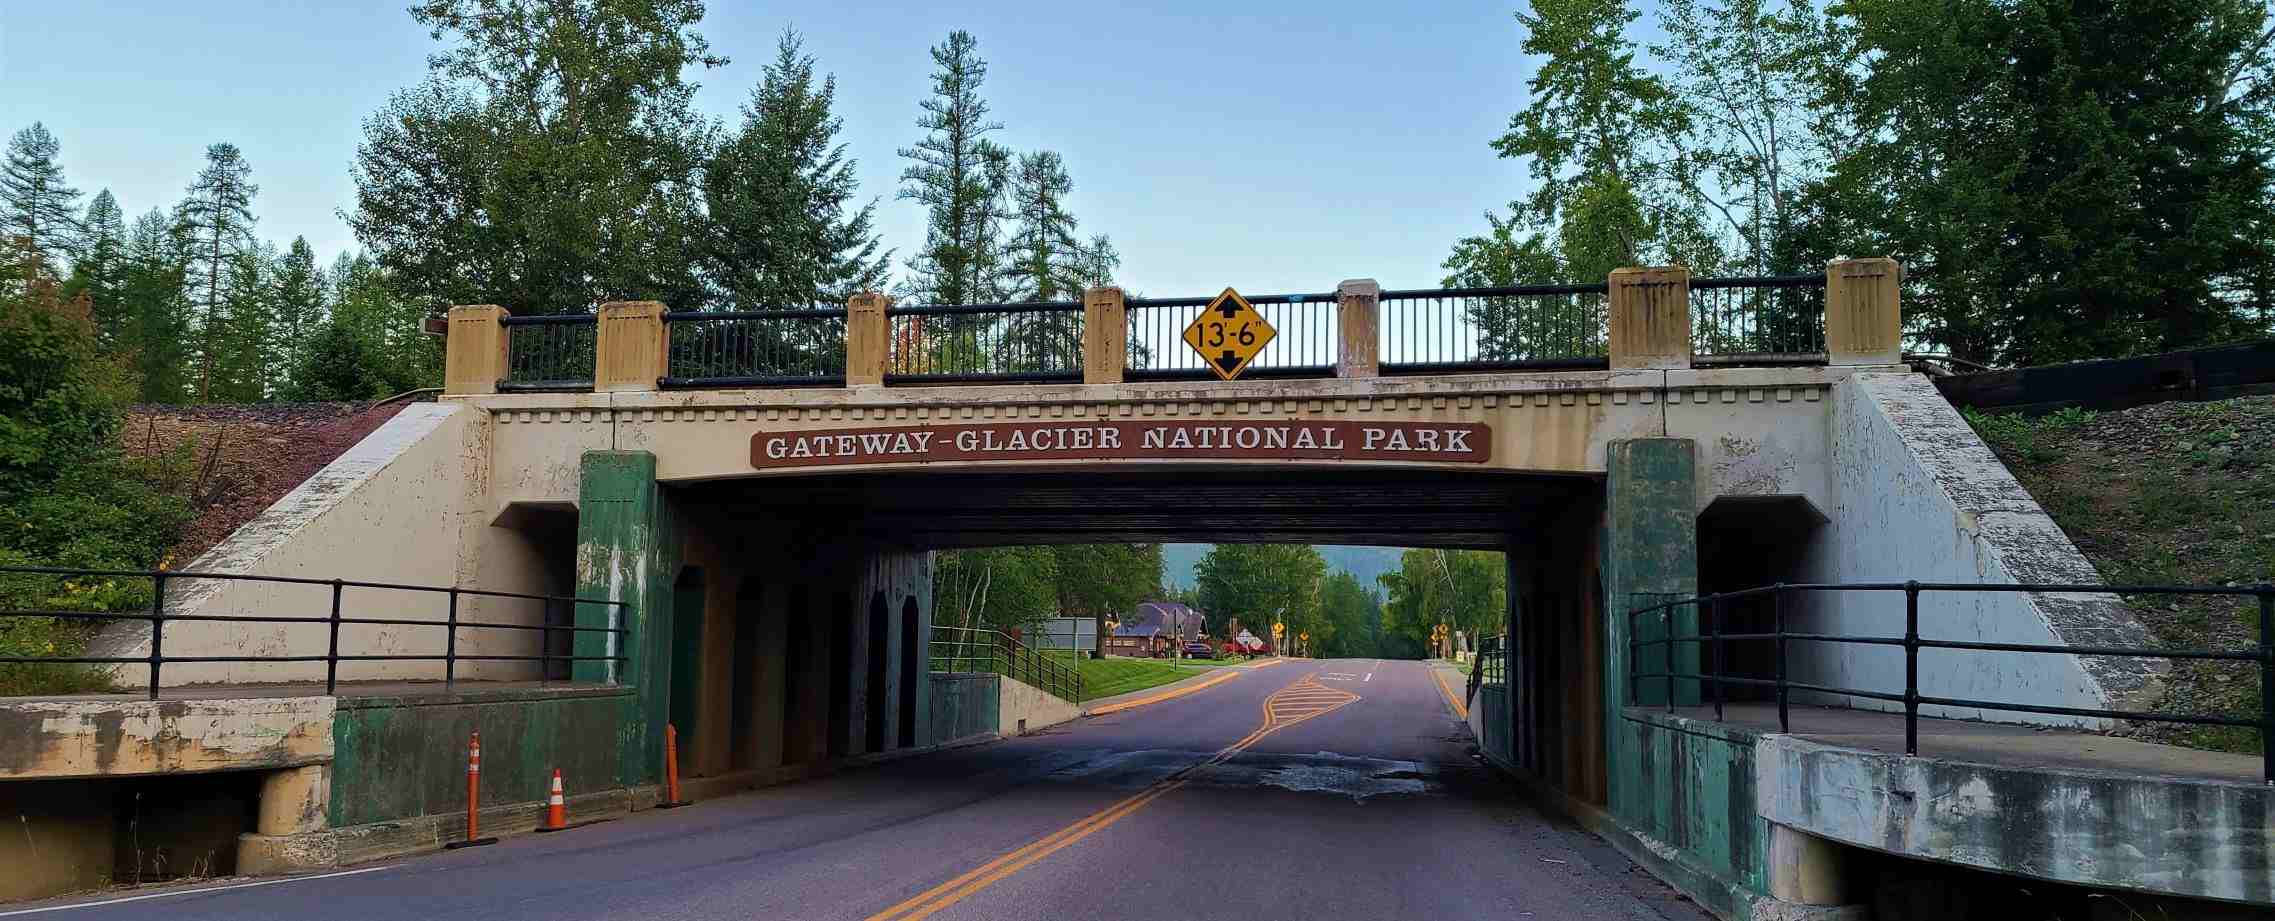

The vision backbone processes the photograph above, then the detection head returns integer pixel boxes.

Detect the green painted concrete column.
[575,450,680,784]
[1603,439,1699,821]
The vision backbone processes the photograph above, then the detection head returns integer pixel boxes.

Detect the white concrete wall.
[997,673,1080,736]
[91,403,558,686]
[1793,372,2153,726]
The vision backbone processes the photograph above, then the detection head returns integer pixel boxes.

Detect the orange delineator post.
[444,730,498,848]
[536,768,568,832]
[657,722,692,808]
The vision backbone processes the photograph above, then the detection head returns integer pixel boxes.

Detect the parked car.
[1181,641,1214,659]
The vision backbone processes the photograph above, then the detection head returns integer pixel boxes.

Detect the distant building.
[1028,617,1097,650]
[1104,601,1204,657]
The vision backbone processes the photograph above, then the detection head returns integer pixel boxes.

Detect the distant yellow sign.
[1181,288,1277,380]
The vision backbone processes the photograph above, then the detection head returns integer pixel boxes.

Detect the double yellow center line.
[866,672,1360,921]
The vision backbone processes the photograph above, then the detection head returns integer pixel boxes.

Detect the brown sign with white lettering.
[749,420,1490,469]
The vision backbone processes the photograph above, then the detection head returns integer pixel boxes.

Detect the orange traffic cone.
[536,769,568,832]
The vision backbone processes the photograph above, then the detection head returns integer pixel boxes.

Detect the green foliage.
[62,190,126,344]
[898,30,1013,307]
[1380,549,1507,659]
[933,546,1060,631]
[269,237,326,388]
[119,208,193,403]
[1316,570,1386,659]
[1466,0,2275,365]
[174,143,259,401]
[1962,406,2097,466]
[350,0,721,314]
[0,274,191,694]
[1,122,83,265]
[704,30,890,310]
[1194,544,1326,651]
[1798,0,2275,364]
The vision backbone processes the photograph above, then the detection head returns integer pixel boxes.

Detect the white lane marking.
[1321,672,1359,681]
[0,866,395,916]
[1364,672,1373,682]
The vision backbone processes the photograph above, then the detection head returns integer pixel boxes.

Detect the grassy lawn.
[1036,650,1235,699]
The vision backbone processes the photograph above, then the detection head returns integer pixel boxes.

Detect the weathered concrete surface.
[0,696,332,779]
[929,673,997,746]
[1796,371,2155,725]
[1758,733,2275,905]
[329,685,631,828]
[1669,702,2265,782]
[997,673,1078,736]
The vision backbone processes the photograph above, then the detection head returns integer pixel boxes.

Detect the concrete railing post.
[594,300,667,392]
[1082,285,1126,384]
[1825,257,1902,365]
[1336,279,1380,379]
[847,292,890,387]
[1608,266,1692,370]
[442,305,509,395]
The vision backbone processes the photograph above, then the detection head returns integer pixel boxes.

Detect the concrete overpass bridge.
[4,258,2269,918]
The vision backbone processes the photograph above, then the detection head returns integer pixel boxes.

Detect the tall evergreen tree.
[174,143,259,401]
[899,31,1013,307]
[119,209,192,403]
[705,30,889,309]
[349,0,722,315]
[62,190,128,345]
[1005,151,1082,303]
[269,237,326,393]
[0,123,83,270]
[208,243,276,402]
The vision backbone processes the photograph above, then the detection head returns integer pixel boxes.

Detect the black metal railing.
[1690,274,1827,361]
[501,314,599,390]
[1124,293,1338,381]
[929,624,1084,704]
[1379,283,1611,373]
[0,566,630,699]
[1627,581,2275,781]
[1477,633,1507,686]
[886,302,1085,384]
[661,308,848,388]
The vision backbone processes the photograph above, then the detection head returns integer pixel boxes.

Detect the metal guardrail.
[662,308,848,388]
[886,302,1085,384]
[1124,292,1338,381]
[1627,581,2275,781]
[499,314,599,391]
[1689,274,1827,362]
[0,565,630,699]
[929,624,1084,704]
[1380,283,1610,373]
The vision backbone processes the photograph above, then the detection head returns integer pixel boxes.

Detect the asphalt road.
[14,659,1705,921]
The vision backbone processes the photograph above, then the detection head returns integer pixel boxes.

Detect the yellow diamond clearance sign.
[1181,288,1277,380]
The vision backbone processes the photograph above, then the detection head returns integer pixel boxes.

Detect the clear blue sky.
[2,1,1548,297]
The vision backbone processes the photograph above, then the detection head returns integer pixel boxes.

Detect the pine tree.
[899,31,1013,307]
[208,244,276,402]
[62,190,128,346]
[269,237,326,394]
[0,123,83,269]
[350,0,721,314]
[1004,151,1087,302]
[119,209,192,403]
[174,143,259,401]
[705,30,889,310]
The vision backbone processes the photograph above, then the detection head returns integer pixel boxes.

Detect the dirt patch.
[1968,397,2274,751]
[121,399,429,564]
